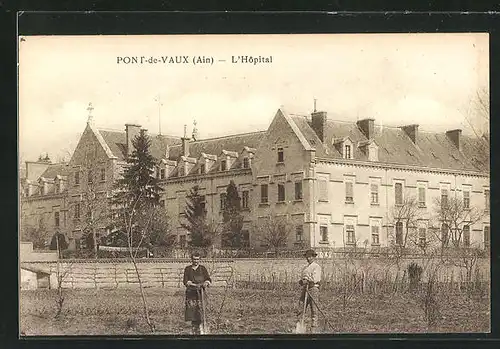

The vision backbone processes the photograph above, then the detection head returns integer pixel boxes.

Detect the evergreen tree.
[114,129,163,208]
[181,185,212,247]
[222,180,244,248]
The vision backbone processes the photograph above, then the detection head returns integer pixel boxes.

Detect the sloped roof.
[40,163,70,179]
[168,131,266,161]
[98,130,181,161]
[291,115,489,173]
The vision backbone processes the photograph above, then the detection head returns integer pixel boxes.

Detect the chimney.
[446,129,462,150]
[311,111,327,142]
[401,124,419,144]
[357,118,375,140]
[182,137,190,157]
[125,123,141,156]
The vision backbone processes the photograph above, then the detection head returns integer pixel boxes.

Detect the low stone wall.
[20,259,235,290]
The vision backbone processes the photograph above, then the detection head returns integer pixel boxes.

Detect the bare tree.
[462,86,489,146]
[431,196,484,250]
[253,215,293,256]
[388,195,423,274]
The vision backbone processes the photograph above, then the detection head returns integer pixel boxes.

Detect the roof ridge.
[170,130,267,146]
[98,127,180,139]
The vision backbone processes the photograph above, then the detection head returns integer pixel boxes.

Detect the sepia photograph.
[18,33,490,336]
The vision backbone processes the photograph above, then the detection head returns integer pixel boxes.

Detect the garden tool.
[305,288,336,332]
[295,284,308,334]
[200,286,210,335]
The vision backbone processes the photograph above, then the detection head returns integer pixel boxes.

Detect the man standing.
[298,249,322,333]
[183,252,211,334]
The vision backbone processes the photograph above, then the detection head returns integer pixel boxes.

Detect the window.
[463,225,470,247]
[25,187,29,197]
[220,193,227,211]
[179,235,187,248]
[346,224,355,244]
[200,196,206,213]
[395,222,403,245]
[178,197,186,215]
[320,225,328,242]
[418,187,426,207]
[295,181,303,200]
[55,181,61,193]
[318,179,328,201]
[345,181,354,203]
[74,203,80,219]
[277,147,284,163]
[243,157,250,169]
[484,226,490,248]
[278,183,285,202]
[418,227,426,246]
[260,184,268,204]
[441,188,449,208]
[242,191,249,209]
[200,163,205,174]
[100,168,106,181]
[441,223,449,246]
[86,209,92,220]
[295,225,304,242]
[221,160,227,171]
[74,171,80,185]
[241,230,250,247]
[485,189,490,210]
[395,183,403,205]
[159,168,165,179]
[88,170,93,184]
[54,212,60,227]
[344,144,351,159]
[371,225,380,245]
[463,190,470,209]
[370,184,379,204]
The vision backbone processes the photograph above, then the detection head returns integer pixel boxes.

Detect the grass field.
[20,285,490,335]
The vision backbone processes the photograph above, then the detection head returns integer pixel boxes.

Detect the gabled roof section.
[40,163,69,179]
[88,123,118,159]
[278,109,314,152]
[98,128,181,161]
[168,131,265,161]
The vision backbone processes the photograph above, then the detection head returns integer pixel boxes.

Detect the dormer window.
[344,145,351,159]
[221,160,227,171]
[243,157,250,169]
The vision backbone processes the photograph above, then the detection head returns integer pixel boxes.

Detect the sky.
[18,33,489,164]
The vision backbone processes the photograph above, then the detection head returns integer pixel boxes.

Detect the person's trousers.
[297,286,319,331]
[191,321,201,334]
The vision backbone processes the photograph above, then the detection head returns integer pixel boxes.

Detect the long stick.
[306,289,336,332]
[301,284,308,329]
[201,287,207,332]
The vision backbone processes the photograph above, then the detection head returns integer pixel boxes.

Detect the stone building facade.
[20,108,490,251]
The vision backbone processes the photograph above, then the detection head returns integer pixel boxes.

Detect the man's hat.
[304,249,317,257]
